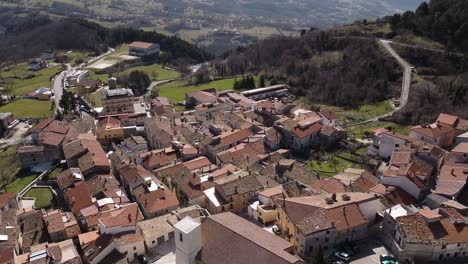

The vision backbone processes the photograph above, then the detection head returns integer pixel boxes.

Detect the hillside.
[0,11,212,65]
[219,32,401,108]
[0,0,424,54]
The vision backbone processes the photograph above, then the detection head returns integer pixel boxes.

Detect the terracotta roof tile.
[129,41,156,49]
[436,113,459,127]
[201,212,303,264]
[65,183,93,216]
[99,203,143,228]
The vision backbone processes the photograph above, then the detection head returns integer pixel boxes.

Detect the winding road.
[346,39,412,128]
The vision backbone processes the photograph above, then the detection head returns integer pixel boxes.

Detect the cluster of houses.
[2,70,468,264]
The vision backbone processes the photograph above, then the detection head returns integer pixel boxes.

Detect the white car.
[335,252,350,262]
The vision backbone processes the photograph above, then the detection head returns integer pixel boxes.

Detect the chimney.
[332,193,337,201]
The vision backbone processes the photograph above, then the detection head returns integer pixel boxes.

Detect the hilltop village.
[0,40,468,264]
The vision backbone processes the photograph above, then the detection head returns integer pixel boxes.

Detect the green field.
[0,99,53,118]
[1,63,61,95]
[85,89,107,108]
[24,187,54,209]
[157,77,258,102]
[6,174,37,193]
[89,63,180,83]
[307,152,363,176]
[118,64,180,80]
[43,167,63,181]
[0,146,21,189]
[318,100,392,126]
[348,121,412,139]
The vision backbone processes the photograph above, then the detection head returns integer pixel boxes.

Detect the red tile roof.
[142,149,177,170]
[30,118,53,133]
[40,131,66,147]
[129,41,156,49]
[411,124,455,138]
[66,182,93,216]
[0,192,16,208]
[291,123,323,139]
[319,110,339,121]
[312,178,347,194]
[99,203,143,228]
[201,212,303,264]
[216,129,252,146]
[183,156,212,171]
[133,188,179,215]
[452,142,468,153]
[436,113,459,127]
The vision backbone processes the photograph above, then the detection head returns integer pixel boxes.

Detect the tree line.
[0,11,212,66]
[220,31,401,108]
[388,0,468,53]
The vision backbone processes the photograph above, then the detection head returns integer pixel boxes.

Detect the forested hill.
[389,0,468,53]
[0,12,212,64]
[220,32,401,108]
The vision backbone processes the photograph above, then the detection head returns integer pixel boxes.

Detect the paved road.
[349,238,390,264]
[148,78,180,92]
[346,39,412,128]
[52,64,73,115]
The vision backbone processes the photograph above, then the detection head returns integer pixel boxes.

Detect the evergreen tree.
[259,75,266,87]
[127,70,151,96]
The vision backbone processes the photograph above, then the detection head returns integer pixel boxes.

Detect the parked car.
[380,254,398,264]
[138,255,148,264]
[272,225,281,235]
[380,254,396,261]
[334,251,350,262]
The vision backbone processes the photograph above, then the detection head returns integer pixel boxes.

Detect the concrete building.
[276,192,384,257]
[240,84,289,101]
[101,88,138,115]
[129,41,160,57]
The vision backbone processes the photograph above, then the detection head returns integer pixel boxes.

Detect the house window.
[133,246,136,251]
[442,245,446,249]
[309,246,313,252]
[230,197,233,202]
[395,144,399,148]
[230,204,233,209]
[316,238,319,241]
[152,240,155,244]
[457,243,461,247]
[179,233,183,242]
[325,238,329,242]
[326,230,330,234]
[446,253,450,257]
[455,253,458,257]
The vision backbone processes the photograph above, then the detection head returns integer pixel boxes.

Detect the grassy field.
[89,63,180,83]
[157,76,258,102]
[24,187,54,209]
[43,167,63,181]
[0,99,53,118]
[0,146,21,189]
[306,149,364,176]
[6,174,38,193]
[318,100,392,126]
[348,121,412,139]
[117,64,180,80]
[1,63,62,95]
